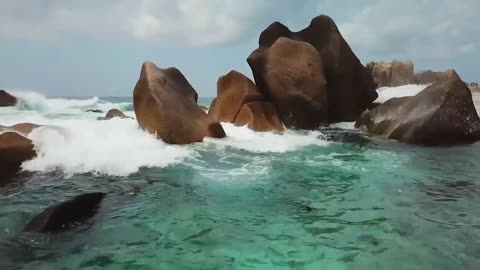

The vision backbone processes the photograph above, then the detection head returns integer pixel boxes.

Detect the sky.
[0,0,478,97]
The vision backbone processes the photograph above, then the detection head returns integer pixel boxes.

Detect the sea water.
[0,88,479,270]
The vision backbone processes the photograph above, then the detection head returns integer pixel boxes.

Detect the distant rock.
[367,60,414,88]
[133,62,226,144]
[24,192,106,233]
[248,15,377,125]
[468,82,480,92]
[85,109,103,113]
[356,78,480,145]
[97,109,132,120]
[413,69,461,85]
[0,132,36,181]
[0,90,17,107]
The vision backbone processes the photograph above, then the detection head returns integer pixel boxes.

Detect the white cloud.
[337,0,480,61]
[0,0,315,46]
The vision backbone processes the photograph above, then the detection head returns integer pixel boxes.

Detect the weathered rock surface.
[248,15,377,125]
[355,78,480,145]
[133,62,225,144]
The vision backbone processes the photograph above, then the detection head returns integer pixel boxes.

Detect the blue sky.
[0,0,478,97]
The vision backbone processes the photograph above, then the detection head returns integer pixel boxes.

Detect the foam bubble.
[204,123,329,153]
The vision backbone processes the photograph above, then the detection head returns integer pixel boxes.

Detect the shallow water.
[1,91,480,269]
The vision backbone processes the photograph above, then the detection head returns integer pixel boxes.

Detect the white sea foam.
[375,84,429,103]
[205,123,329,153]
[0,91,332,176]
[8,90,132,115]
[22,119,193,177]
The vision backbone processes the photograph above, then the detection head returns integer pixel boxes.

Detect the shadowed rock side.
[97,109,132,120]
[24,192,106,233]
[0,132,36,181]
[248,38,328,129]
[0,90,17,107]
[367,60,414,88]
[413,69,461,85]
[250,15,377,124]
[234,102,284,132]
[355,79,480,145]
[208,70,264,123]
[133,62,225,144]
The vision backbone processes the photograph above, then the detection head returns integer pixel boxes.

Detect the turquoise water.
[1,94,480,269]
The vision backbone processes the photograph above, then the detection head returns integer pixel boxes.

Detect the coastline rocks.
[355,78,480,145]
[367,60,414,88]
[97,109,132,120]
[413,69,461,85]
[248,38,328,129]
[250,15,377,124]
[24,192,106,233]
[0,90,17,107]
[0,132,36,180]
[234,102,284,132]
[208,70,264,123]
[133,62,226,144]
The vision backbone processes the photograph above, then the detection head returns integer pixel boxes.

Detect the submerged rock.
[355,78,480,145]
[85,109,103,113]
[249,15,377,125]
[133,62,226,144]
[0,132,36,180]
[0,123,41,135]
[0,90,17,107]
[24,192,106,233]
[97,109,132,120]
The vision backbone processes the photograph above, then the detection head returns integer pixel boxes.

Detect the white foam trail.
[204,123,329,153]
[8,90,132,114]
[375,84,429,103]
[23,119,193,177]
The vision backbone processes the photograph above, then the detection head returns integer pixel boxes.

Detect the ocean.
[0,88,480,269]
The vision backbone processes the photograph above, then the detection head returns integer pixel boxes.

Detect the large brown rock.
[234,102,284,132]
[133,62,226,144]
[367,60,414,88]
[355,78,480,145]
[97,109,132,120]
[248,37,328,129]
[413,69,461,85]
[0,90,17,107]
[0,132,36,180]
[208,70,264,123]
[249,15,377,124]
